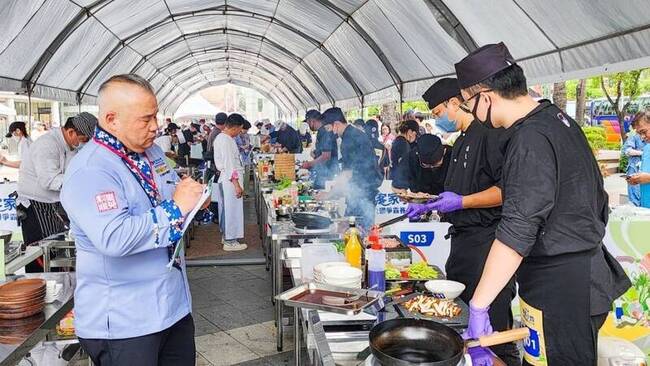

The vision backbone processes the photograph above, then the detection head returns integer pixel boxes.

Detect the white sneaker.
[223,241,248,251]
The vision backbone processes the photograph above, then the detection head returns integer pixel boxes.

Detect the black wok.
[370,318,463,366]
[369,318,529,366]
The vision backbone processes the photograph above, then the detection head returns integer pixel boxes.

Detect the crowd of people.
[0,40,638,366]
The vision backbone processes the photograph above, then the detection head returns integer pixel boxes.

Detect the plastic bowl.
[424,280,466,300]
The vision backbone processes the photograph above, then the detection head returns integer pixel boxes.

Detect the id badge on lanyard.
[520,298,548,366]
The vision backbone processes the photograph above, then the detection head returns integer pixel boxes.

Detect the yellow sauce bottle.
[344,217,362,268]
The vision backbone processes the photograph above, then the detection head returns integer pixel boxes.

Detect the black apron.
[446,225,520,366]
[518,249,595,366]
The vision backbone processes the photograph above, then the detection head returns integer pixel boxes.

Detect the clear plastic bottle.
[344,218,362,268]
[366,228,385,291]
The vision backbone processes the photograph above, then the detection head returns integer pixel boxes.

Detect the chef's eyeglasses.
[460,89,493,110]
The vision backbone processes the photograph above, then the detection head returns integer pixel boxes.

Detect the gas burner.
[293,226,333,234]
[363,354,471,366]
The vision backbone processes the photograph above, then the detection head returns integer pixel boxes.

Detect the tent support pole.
[27,90,32,132]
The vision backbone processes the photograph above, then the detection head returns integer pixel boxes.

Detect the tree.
[600,70,645,141]
[552,82,567,112]
[575,79,587,126]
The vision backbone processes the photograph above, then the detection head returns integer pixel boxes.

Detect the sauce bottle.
[366,227,385,291]
[344,217,362,268]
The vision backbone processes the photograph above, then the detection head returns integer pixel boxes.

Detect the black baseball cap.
[303,109,321,122]
[422,78,461,109]
[215,112,228,125]
[320,107,345,125]
[455,42,516,89]
[5,121,25,138]
[166,122,180,131]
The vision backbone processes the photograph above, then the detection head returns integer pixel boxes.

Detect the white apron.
[217,177,244,241]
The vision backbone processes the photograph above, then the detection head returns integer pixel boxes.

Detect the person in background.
[154,122,180,160]
[455,42,629,365]
[1,121,32,168]
[206,112,228,159]
[298,121,312,148]
[353,118,365,130]
[364,119,385,157]
[424,121,434,134]
[414,112,427,136]
[622,113,646,206]
[389,120,419,184]
[213,113,248,251]
[18,112,97,273]
[270,121,302,153]
[61,74,203,366]
[328,107,382,230]
[378,123,395,178]
[302,110,338,189]
[236,120,253,193]
[628,111,650,207]
[31,122,47,141]
[406,134,450,195]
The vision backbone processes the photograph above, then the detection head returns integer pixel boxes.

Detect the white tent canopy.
[173,92,220,119]
[1,0,649,119]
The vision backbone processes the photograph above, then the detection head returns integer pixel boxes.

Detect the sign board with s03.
[400,231,435,247]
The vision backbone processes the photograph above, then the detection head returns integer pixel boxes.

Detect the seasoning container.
[344,217,362,268]
[366,228,385,291]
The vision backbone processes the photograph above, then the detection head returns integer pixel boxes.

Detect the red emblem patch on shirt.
[95,192,118,212]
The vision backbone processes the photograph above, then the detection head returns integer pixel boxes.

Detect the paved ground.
[187,193,298,365]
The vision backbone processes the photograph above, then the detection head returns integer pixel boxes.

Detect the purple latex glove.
[468,347,494,366]
[462,302,493,340]
[406,201,436,219]
[428,191,463,213]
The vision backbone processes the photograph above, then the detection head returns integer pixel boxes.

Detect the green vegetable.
[333,240,345,254]
[407,262,438,279]
[386,265,401,280]
[275,177,292,190]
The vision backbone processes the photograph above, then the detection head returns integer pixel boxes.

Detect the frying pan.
[369,318,529,366]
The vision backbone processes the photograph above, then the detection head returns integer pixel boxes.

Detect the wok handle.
[467,328,530,348]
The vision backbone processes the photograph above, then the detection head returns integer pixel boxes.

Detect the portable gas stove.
[362,354,472,365]
[4,242,20,263]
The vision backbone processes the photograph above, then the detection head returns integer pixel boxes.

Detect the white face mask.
[11,135,20,143]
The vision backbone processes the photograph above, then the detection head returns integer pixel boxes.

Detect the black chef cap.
[5,121,26,138]
[320,107,345,125]
[166,122,180,131]
[364,119,379,138]
[422,78,461,110]
[417,134,445,165]
[303,109,321,122]
[455,42,515,89]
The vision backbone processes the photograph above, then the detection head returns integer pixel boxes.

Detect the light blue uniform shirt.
[641,143,650,208]
[61,139,191,339]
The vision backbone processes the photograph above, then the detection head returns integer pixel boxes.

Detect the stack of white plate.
[320,265,363,289]
[313,262,350,284]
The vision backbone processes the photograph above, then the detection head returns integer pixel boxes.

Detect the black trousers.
[79,314,195,366]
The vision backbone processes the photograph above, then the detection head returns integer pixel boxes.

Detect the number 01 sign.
[399,231,435,247]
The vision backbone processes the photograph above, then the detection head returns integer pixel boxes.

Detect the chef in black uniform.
[301,110,339,189]
[456,43,630,365]
[326,107,382,230]
[390,120,419,187]
[406,77,519,365]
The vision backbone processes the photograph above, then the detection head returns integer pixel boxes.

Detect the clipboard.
[166,176,214,269]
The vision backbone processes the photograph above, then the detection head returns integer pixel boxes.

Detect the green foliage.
[604,141,621,150]
[366,105,380,117]
[582,126,606,150]
[401,101,429,113]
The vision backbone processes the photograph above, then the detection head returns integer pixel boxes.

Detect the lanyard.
[93,137,160,203]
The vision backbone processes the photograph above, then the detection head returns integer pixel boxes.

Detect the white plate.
[314,261,350,274]
[321,266,363,280]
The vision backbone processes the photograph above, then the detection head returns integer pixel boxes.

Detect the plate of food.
[398,294,468,326]
[395,190,438,203]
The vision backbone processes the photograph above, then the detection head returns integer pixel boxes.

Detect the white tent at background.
[0,0,649,119]
[173,93,220,121]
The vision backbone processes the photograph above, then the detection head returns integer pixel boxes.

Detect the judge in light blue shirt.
[61,74,205,366]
